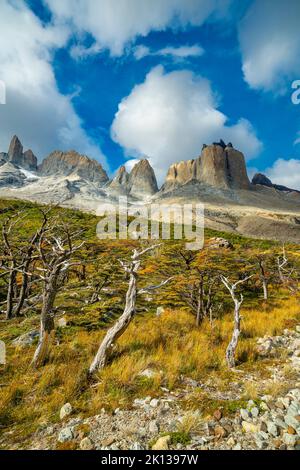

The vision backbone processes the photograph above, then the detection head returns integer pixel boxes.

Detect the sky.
[0,0,300,187]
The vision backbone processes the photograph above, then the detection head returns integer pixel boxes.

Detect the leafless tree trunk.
[32,227,84,368]
[89,245,171,375]
[221,275,252,368]
[258,260,268,301]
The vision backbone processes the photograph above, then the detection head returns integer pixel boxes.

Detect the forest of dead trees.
[0,206,299,378]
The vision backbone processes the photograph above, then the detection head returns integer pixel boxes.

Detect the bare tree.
[1,214,21,319]
[276,246,296,291]
[220,275,253,368]
[89,245,172,375]
[0,210,50,319]
[258,258,268,301]
[32,225,84,368]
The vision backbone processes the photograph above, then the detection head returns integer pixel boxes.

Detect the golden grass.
[0,294,299,447]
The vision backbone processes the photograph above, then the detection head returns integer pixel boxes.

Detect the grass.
[1,295,299,448]
[0,199,300,448]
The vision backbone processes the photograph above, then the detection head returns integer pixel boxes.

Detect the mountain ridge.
[1,136,300,243]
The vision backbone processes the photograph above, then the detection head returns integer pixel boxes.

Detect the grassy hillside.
[0,199,299,449]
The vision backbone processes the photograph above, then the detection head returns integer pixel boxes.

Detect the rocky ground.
[5,325,299,451]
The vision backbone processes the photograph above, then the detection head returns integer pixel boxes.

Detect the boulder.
[12,330,39,348]
[152,435,171,450]
[60,403,73,420]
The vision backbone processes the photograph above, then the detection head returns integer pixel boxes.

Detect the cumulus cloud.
[239,0,300,92]
[133,44,204,61]
[0,0,107,166]
[265,158,300,190]
[111,66,262,183]
[45,0,230,56]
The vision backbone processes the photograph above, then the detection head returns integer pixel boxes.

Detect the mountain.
[252,173,300,195]
[0,135,37,171]
[0,136,300,243]
[162,141,250,192]
[38,150,109,185]
[107,159,158,199]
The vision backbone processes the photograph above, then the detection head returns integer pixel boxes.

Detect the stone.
[130,442,144,450]
[138,369,157,379]
[150,399,159,408]
[101,437,115,447]
[259,421,268,433]
[226,437,235,447]
[240,409,251,421]
[152,436,171,451]
[282,433,297,447]
[60,403,72,420]
[57,317,68,328]
[79,437,94,450]
[214,425,228,439]
[233,443,242,450]
[58,427,74,443]
[149,421,159,434]
[156,307,165,317]
[267,422,279,437]
[251,407,259,418]
[287,426,296,435]
[242,421,259,433]
[12,330,39,348]
[213,409,223,421]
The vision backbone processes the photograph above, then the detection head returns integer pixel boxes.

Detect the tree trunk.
[6,266,16,320]
[225,300,241,368]
[32,274,57,368]
[262,279,268,301]
[14,265,30,317]
[89,270,137,375]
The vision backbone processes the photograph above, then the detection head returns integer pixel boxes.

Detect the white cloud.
[70,42,102,60]
[111,66,262,184]
[0,0,107,166]
[133,44,204,61]
[45,0,231,56]
[239,0,300,92]
[265,158,300,190]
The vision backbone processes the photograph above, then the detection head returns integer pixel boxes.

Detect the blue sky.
[1,0,300,187]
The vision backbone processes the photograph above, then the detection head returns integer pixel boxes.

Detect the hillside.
[0,199,299,451]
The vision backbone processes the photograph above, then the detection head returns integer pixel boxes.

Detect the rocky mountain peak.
[8,135,23,162]
[252,172,300,194]
[163,141,250,192]
[128,159,158,198]
[3,135,37,171]
[38,150,109,185]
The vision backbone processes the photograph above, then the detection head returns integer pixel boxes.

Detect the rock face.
[163,142,250,191]
[38,150,109,185]
[2,136,38,171]
[8,135,23,164]
[128,159,158,198]
[108,165,129,194]
[108,159,158,199]
[252,173,300,194]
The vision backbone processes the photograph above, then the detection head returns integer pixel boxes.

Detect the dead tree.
[1,215,20,319]
[258,259,268,301]
[1,210,49,319]
[221,275,253,368]
[277,246,296,291]
[89,245,172,375]
[32,226,84,368]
